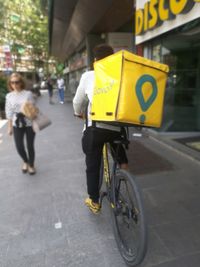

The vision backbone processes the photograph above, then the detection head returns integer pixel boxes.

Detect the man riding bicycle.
[73,44,128,214]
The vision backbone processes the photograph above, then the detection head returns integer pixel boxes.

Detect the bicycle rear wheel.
[111,169,147,266]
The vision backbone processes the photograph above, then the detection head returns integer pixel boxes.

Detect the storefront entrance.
[152,19,200,132]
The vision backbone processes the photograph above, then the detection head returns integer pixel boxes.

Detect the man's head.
[93,44,114,61]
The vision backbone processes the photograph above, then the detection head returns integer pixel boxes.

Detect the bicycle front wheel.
[111,169,147,266]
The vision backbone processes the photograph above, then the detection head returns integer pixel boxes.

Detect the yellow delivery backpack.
[91,50,169,128]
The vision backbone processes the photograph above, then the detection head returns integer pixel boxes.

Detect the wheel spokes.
[114,177,142,257]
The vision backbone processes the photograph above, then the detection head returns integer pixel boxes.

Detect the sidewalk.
[0,91,200,267]
[147,129,200,163]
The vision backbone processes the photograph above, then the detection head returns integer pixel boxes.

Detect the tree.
[0,75,7,118]
[0,0,55,114]
[0,0,49,73]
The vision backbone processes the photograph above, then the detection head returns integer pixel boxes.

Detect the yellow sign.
[91,50,169,128]
[136,0,196,35]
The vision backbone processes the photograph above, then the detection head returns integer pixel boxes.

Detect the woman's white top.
[5,90,34,127]
[73,70,120,132]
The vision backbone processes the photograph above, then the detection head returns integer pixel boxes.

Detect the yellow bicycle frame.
[102,144,110,184]
[102,144,115,209]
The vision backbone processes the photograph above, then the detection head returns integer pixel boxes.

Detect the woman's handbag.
[21,101,51,132]
[32,112,52,133]
[21,101,39,120]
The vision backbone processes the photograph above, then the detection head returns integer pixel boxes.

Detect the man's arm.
[73,74,87,116]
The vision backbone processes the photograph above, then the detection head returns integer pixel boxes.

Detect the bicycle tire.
[111,169,147,266]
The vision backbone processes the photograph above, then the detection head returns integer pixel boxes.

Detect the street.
[0,91,200,267]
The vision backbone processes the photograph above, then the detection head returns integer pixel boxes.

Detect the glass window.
[148,21,200,132]
[152,44,161,62]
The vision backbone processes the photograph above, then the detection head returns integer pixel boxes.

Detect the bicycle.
[99,129,147,266]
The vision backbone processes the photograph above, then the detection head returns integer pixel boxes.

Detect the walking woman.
[5,73,36,175]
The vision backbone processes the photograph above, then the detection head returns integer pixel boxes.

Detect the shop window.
[140,29,200,131]
[136,44,143,56]
[161,46,200,131]
[152,44,161,62]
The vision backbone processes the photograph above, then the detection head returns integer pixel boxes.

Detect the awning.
[49,0,134,60]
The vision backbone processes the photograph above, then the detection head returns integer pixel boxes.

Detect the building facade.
[49,0,134,95]
[135,0,200,132]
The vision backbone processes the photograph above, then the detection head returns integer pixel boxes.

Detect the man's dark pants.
[82,126,128,203]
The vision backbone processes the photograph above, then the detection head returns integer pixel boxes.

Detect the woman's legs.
[25,127,36,167]
[13,127,35,167]
[13,127,28,163]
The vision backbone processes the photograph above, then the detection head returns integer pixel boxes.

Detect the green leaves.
[0,0,48,58]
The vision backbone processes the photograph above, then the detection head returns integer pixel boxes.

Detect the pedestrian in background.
[5,73,36,175]
[47,75,54,104]
[57,75,65,104]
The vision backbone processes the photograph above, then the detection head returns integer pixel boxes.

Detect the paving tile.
[155,217,200,258]
[150,252,200,267]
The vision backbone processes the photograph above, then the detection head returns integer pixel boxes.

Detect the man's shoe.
[85,198,101,214]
